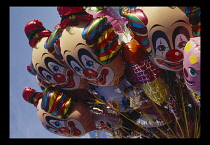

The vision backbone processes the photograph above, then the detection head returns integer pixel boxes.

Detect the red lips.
[84,68,109,85]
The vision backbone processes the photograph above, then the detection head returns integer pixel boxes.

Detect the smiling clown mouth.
[56,70,75,89]
[156,58,183,70]
[87,69,109,85]
[67,121,82,136]
[184,78,195,86]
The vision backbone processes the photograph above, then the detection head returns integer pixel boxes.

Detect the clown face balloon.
[183,37,200,106]
[183,37,200,91]
[59,20,125,87]
[23,87,122,137]
[32,37,88,90]
[24,19,88,90]
[37,99,97,137]
[139,7,193,71]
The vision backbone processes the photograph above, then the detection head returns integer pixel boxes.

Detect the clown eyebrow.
[75,43,86,49]
[42,113,47,117]
[35,63,40,67]
[171,20,189,26]
[64,50,70,55]
[42,53,49,58]
[149,24,165,32]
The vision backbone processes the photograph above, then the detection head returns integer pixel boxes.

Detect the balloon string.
[91,94,128,138]
[93,130,121,138]
[194,105,200,138]
[190,92,200,138]
[179,80,190,138]
[119,126,130,134]
[193,106,197,138]
[118,111,160,138]
[92,93,160,138]
[120,125,150,138]
[174,116,185,138]
[197,107,201,137]
[103,129,128,138]
[117,87,172,138]
[150,100,177,138]
[196,106,200,137]
[117,86,176,137]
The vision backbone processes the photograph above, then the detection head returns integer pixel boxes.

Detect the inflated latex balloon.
[57,7,125,87]
[183,37,200,106]
[22,87,123,137]
[24,19,89,90]
[121,7,193,72]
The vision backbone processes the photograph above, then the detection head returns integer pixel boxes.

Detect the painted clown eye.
[80,55,100,71]
[53,66,60,72]
[74,66,82,72]
[55,121,60,127]
[46,75,52,81]
[178,41,187,49]
[188,67,197,77]
[86,60,94,67]
[155,38,170,58]
[157,45,167,51]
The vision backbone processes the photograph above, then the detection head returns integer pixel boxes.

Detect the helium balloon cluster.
[22,6,200,138]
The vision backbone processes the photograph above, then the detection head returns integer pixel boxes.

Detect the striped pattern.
[120,7,151,53]
[82,17,121,64]
[185,6,201,37]
[22,87,43,107]
[41,87,77,119]
[44,27,64,60]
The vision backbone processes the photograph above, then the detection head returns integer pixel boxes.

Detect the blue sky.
[9,7,91,138]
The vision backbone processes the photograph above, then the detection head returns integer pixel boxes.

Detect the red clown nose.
[166,50,183,62]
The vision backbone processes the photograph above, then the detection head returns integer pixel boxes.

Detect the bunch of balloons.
[22,6,200,138]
